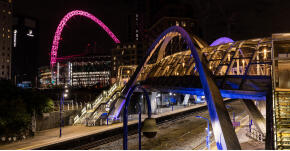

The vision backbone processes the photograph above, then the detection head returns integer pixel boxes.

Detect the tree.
[0,80,54,135]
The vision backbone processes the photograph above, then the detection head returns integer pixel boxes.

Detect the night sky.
[13,0,131,67]
[13,0,290,68]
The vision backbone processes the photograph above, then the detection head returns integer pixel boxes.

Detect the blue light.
[196,116,211,150]
[170,88,266,101]
[210,37,234,46]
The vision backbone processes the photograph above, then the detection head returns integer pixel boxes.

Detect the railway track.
[73,104,220,149]
[38,100,235,150]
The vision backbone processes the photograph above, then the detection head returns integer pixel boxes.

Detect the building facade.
[38,66,51,88]
[111,42,146,79]
[45,54,111,88]
[111,17,198,79]
[0,0,12,80]
[12,15,39,87]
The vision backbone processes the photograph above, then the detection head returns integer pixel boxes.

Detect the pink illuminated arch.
[50,10,120,67]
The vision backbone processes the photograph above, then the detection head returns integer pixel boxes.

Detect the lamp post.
[196,116,210,150]
[59,95,63,137]
[123,84,157,150]
[60,84,69,137]
[136,101,142,150]
[249,117,253,132]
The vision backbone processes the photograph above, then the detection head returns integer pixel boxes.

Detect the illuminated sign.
[27,29,34,37]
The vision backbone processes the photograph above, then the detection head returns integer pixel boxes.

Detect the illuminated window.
[182,21,186,27]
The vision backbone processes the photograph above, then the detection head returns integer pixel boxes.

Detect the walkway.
[0,103,206,150]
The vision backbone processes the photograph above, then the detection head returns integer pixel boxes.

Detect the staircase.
[73,82,124,125]
[274,89,290,150]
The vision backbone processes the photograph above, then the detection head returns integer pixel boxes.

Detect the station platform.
[0,103,207,150]
[207,113,265,150]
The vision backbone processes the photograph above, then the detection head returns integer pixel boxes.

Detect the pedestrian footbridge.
[74,26,290,150]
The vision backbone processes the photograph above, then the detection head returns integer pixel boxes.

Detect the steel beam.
[241,99,266,134]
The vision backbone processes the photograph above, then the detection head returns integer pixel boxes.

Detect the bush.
[0,80,54,135]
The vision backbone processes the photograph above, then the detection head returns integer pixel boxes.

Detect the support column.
[257,101,266,118]
[150,92,157,114]
[183,94,190,105]
[241,99,266,134]
[265,90,274,150]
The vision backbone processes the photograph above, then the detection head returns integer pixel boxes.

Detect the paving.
[0,100,265,150]
[0,103,206,150]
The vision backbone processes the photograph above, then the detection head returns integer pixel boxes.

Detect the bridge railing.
[246,127,265,142]
[73,81,123,125]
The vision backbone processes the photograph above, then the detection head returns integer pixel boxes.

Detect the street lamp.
[196,116,211,150]
[59,96,64,137]
[63,93,68,98]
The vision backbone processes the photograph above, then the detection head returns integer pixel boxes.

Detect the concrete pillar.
[183,94,190,106]
[257,101,266,118]
[241,99,266,135]
[162,93,167,107]
[150,92,157,114]
[265,90,274,150]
